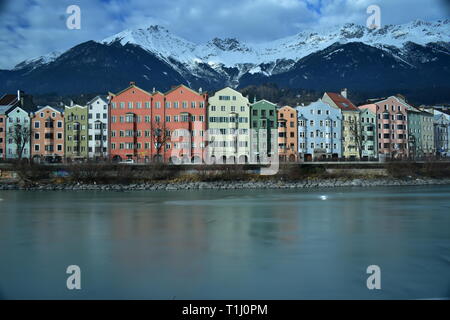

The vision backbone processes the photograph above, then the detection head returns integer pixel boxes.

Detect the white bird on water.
[320,195,328,200]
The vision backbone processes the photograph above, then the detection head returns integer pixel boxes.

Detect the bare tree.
[347,118,364,159]
[151,120,171,163]
[8,123,31,161]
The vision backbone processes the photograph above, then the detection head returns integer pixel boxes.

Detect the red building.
[109,82,208,163]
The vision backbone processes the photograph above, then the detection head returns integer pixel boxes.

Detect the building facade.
[250,99,277,163]
[358,96,409,159]
[419,110,435,157]
[297,99,342,161]
[407,108,435,158]
[0,91,34,161]
[65,104,89,161]
[87,96,109,159]
[5,106,31,160]
[359,108,378,159]
[433,112,450,157]
[109,82,153,162]
[277,106,298,162]
[0,107,10,160]
[31,106,65,162]
[322,90,360,159]
[207,87,250,164]
[109,83,208,163]
[164,85,208,163]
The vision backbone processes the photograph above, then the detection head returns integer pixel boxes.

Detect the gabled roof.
[324,92,359,111]
[164,84,205,96]
[251,99,277,107]
[372,95,413,109]
[65,104,87,110]
[109,83,153,97]
[0,94,18,107]
[87,95,108,105]
[33,105,64,114]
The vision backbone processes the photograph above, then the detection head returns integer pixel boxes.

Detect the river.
[0,185,449,299]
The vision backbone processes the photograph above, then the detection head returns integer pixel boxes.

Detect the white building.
[87,96,109,159]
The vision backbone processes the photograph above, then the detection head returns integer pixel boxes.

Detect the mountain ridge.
[0,19,448,105]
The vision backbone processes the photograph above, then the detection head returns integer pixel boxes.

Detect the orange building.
[109,82,208,163]
[277,106,298,162]
[31,106,65,162]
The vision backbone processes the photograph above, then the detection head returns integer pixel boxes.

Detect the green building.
[407,107,435,158]
[65,104,89,161]
[250,99,277,163]
[359,107,378,159]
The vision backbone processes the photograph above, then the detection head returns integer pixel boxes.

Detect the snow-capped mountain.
[13,51,62,72]
[98,19,449,76]
[0,19,448,104]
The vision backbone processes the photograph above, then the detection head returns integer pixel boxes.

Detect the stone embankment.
[1,178,450,191]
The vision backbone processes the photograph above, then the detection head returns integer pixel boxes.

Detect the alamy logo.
[366,265,381,290]
[66,265,81,290]
[66,5,81,30]
[366,5,381,30]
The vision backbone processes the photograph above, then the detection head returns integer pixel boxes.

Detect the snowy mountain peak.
[208,37,248,51]
[11,19,449,80]
[13,51,61,71]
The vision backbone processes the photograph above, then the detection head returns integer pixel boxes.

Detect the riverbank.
[1,177,450,191]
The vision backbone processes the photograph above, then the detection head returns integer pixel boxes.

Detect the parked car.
[119,159,135,164]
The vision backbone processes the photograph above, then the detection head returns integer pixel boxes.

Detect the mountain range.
[0,19,449,104]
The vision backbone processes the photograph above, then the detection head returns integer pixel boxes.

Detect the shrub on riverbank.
[3,161,450,185]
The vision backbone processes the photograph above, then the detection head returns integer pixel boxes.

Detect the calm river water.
[0,185,449,299]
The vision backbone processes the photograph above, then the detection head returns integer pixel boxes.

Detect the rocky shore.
[1,177,450,191]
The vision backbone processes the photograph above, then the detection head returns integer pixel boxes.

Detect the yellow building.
[323,90,360,159]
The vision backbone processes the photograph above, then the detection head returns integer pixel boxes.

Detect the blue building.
[296,99,343,161]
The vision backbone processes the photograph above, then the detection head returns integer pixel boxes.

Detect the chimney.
[152,87,156,94]
[341,88,348,99]
[253,96,257,103]
[70,100,74,107]
[17,90,21,100]
[130,81,136,86]
[199,87,202,94]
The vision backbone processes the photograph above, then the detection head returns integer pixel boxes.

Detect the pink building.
[359,96,409,159]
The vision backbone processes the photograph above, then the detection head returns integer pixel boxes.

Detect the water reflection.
[0,186,449,299]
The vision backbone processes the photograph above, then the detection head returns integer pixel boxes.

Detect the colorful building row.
[0,85,448,163]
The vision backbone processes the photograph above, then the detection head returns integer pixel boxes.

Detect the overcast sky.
[0,0,448,69]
